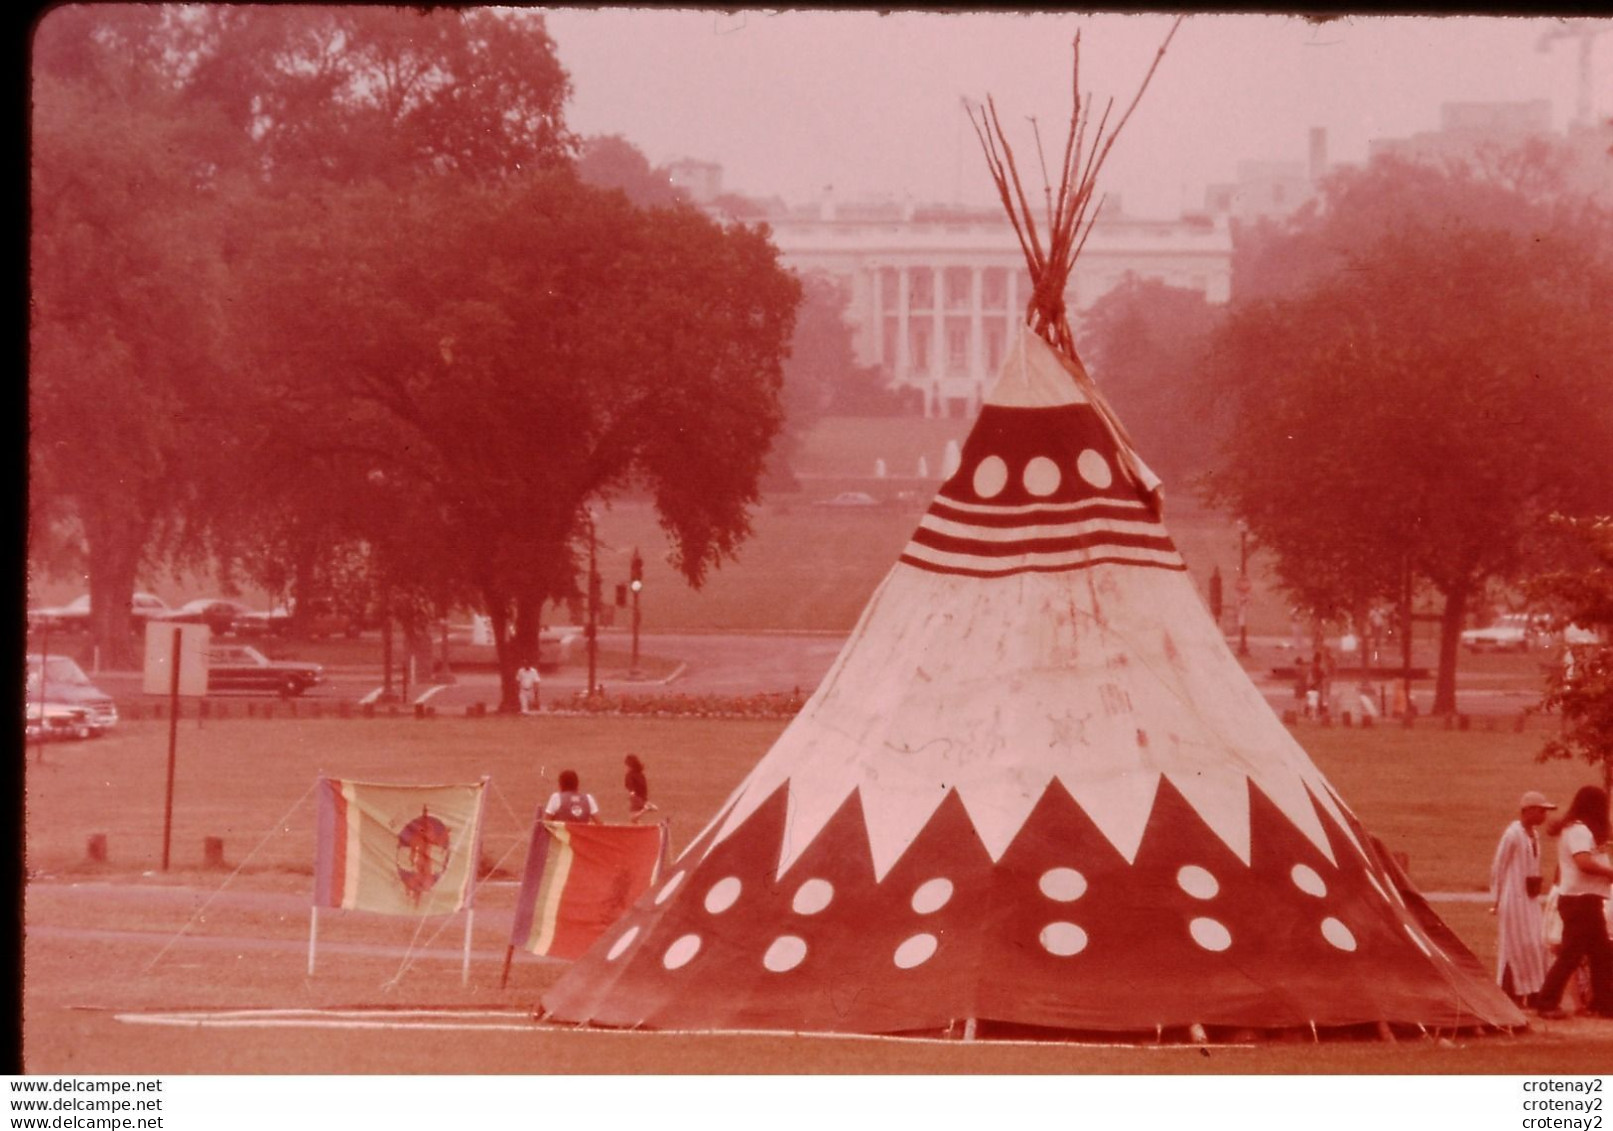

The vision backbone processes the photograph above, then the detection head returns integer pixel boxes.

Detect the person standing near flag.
[1489,790,1554,1005]
[544,770,601,824]
[625,753,658,822]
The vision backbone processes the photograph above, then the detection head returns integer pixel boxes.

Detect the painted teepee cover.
[542,328,1521,1036]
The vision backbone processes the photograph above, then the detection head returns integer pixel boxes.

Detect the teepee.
[540,31,1523,1039]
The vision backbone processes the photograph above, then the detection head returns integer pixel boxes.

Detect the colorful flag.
[314,776,487,916]
[511,820,668,959]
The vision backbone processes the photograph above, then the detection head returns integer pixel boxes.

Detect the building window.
[909,323,930,373]
[911,271,934,310]
[945,267,972,311]
[946,319,970,374]
[879,268,899,309]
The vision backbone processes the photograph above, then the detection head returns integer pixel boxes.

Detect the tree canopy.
[30,7,801,697]
[1528,516,1613,789]
[1078,276,1219,488]
[1207,155,1613,713]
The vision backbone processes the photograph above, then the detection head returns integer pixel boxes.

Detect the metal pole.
[630,586,642,678]
[586,513,599,697]
[1401,555,1413,713]
[1237,523,1250,658]
[162,627,181,872]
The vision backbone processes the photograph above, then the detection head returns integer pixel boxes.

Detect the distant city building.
[765,191,1232,418]
[1204,127,1329,225]
[1368,99,1554,164]
[667,158,723,204]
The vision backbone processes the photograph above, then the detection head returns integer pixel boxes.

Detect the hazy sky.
[540,9,1607,218]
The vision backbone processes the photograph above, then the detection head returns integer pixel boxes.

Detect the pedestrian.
[544,769,601,825]
[624,753,658,822]
[1489,790,1554,1006]
[517,661,540,715]
[1533,785,1613,1018]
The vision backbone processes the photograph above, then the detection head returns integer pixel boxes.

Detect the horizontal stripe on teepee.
[899,545,1189,577]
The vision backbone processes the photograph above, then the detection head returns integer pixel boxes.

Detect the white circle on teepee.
[662,934,701,970]
[1038,867,1087,902]
[1321,917,1357,952]
[894,933,938,969]
[1077,449,1113,489]
[792,878,835,915]
[606,926,640,962]
[1022,456,1062,497]
[1039,921,1088,957]
[1189,917,1233,952]
[910,877,954,914]
[763,935,808,973]
[1290,864,1327,898]
[654,871,685,905]
[704,876,742,914]
[972,455,1008,499]
[1176,865,1219,900]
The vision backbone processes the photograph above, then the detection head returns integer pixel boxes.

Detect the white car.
[1460,614,1538,653]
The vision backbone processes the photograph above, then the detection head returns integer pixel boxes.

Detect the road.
[82,631,1542,718]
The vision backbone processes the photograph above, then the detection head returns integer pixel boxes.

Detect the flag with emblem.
[313,776,488,917]
[538,38,1524,1040]
[511,820,668,959]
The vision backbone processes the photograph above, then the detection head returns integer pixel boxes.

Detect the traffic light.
[630,549,644,593]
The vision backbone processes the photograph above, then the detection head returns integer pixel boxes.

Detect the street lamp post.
[585,508,600,698]
[629,548,643,679]
[1236,519,1251,658]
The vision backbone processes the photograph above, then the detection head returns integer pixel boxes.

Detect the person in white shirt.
[1534,786,1613,1018]
[517,663,541,715]
[1490,790,1554,1005]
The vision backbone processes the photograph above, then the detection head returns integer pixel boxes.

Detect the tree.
[577,134,682,208]
[1208,181,1613,713]
[1529,516,1613,790]
[31,9,236,664]
[227,170,799,708]
[181,7,575,186]
[1078,276,1220,486]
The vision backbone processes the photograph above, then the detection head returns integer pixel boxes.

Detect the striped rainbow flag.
[511,819,668,959]
[314,776,487,916]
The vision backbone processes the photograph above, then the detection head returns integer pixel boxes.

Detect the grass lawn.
[22,713,1613,1074]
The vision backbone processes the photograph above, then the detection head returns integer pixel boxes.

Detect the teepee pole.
[461,908,475,986]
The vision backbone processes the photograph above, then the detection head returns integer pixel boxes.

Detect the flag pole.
[460,775,491,987]
[307,905,319,976]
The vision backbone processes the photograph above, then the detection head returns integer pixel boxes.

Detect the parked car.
[161,598,256,637]
[816,491,881,507]
[234,598,356,639]
[24,653,118,736]
[25,700,100,743]
[27,592,171,634]
[206,644,323,697]
[1460,613,1541,653]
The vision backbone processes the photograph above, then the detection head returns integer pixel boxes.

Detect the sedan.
[207,644,323,697]
[162,598,257,637]
[25,653,118,734]
[27,592,171,633]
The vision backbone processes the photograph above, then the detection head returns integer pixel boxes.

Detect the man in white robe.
[1490,790,1555,1005]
